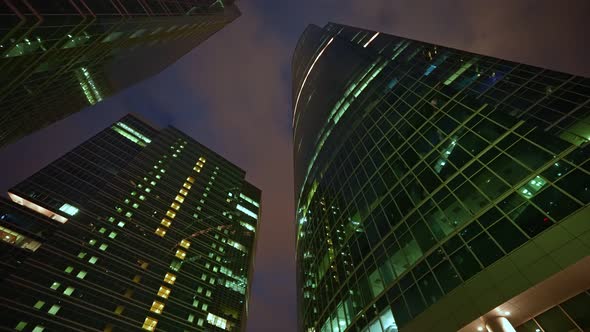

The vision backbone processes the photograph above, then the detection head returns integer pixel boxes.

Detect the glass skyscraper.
[0,0,240,147]
[0,114,261,331]
[293,23,590,332]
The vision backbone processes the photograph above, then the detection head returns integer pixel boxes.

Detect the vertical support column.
[485,317,516,332]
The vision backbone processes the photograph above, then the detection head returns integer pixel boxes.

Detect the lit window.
[34,300,45,309]
[59,203,79,216]
[77,252,87,259]
[63,287,75,296]
[117,221,125,227]
[132,203,139,209]
[155,175,161,179]
[183,182,192,190]
[125,211,133,218]
[180,239,191,249]
[193,166,201,172]
[171,202,180,210]
[155,227,167,237]
[32,325,45,332]
[142,317,158,331]
[206,313,228,330]
[170,260,182,272]
[157,286,171,299]
[76,270,87,279]
[161,218,171,227]
[99,227,106,234]
[50,282,60,290]
[175,249,186,260]
[186,176,195,183]
[150,301,165,314]
[15,321,27,331]
[150,181,156,186]
[145,188,151,193]
[175,195,185,203]
[99,244,108,251]
[47,305,60,315]
[108,231,117,239]
[115,305,125,315]
[88,256,98,264]
[164,272,176,285]
[166,210,176,218]
[133,275,142,283]
[179,188,188,196]
[64,266,74,274]
[199,157,206,162]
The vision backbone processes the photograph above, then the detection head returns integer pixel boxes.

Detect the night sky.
[0,1,589,331]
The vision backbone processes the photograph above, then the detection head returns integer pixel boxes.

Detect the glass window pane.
[468,233,504,267]
[450,246,481,280]
[561,292,590,330]
[433,260,462,293]
[488,218,527,253]
[535,307,577,332]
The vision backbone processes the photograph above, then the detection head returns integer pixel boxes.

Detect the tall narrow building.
[293,23,590,332]
[0,114,261,331]
[0,0,240,147]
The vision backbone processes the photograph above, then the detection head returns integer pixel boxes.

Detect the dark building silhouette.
[0,114,261,331]
[293,23,590,332]
[0,1,240,147]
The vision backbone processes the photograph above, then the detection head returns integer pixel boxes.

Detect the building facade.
[293,23,590,332]
[0,0,240,147]
[0,114,261,331]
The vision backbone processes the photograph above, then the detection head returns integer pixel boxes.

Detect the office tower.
[0,0,240,147]
[293,23,590,332]
[0,114,261,331]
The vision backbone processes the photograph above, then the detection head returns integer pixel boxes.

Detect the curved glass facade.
[293,23,590,332]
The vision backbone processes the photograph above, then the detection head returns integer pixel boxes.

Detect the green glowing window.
[48,305,60,315]
[34,300,45,309]
[15,322,27,331]
[89,239,96,245]
[99,244,108,251]
[59,203,79,216]
[32,326,45,332]
[132,203,139,209]
[64,266,74,274]
[117,221,125,227]
[519,175,548,199]
[76,271,87,279]
[108,216,116,222]
[63,287,75,296]
[108,232,117,239]
[88,256,98,264]
[125,212,133,218]
[50,282,60,290]
[99,228,106,234]
[77,252,87,259]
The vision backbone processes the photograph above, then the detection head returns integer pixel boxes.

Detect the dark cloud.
[0,1,588,332]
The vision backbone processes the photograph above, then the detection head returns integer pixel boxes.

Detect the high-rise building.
[0,114,261,331]
[293,23,590,332]
[0,1,240,147]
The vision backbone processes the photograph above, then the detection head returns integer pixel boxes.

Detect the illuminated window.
[196,162,204,167]
[125,211,133,218]
[142,317,158,331]
[150,301,165,314]
[166,210,176,218]
[193,166,201,172]
[59,203,79,216]
[63,287,75,296]
[150,181,156,186]
[157,286,171,298]
[34,300,45,309]
[115,305,124,315]
[99,244,108,251]
[164,272,176,285]
[15,321,27,331]
[76,271,87,279]
[183,182,192,190]
[132,203,139,209]
[180,239,191,249]
[77,252,87,259]
[170,260,182,272]
[207,313,228,330]
[133,275,142,283]
[32,326,45,332]
[47,305,60,315]
[50,282,60,290]
[64,266,74,274]
[175,249,187,260]
[108,231,117,239]
[237,204,258,220]
[155,227,167,237]
[161,218,172,227]
[179,188,188,196]
[199,157,206,162]
[186,176,195,183]
[88,256,98,264]
[171,202,181,210]
[175,195,185,203]
[117,221,125,227]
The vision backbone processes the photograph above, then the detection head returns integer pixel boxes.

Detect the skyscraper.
[293,23,590,332]
[0,0,240,147]
[0,114,261,331]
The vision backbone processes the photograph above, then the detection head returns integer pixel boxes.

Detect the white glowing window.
[59,203,79,216]
[207,313,228,330]
[237,204,258,220]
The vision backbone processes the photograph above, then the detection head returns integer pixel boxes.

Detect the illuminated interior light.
[150,301,164,314]
[8,192,68,223]
[163,272,176,285]
[157,286,171,299]
[180,239,191,249]
[293,37,335,127]
[363,32,379,48]
[142,317,158,331]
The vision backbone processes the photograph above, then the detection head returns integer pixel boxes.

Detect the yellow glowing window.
[179,188,188,196]
[175,195,184,203]
[164,272,176,285]
[166,210,176,218]
[150,301,165,314]
[160,218,171,227]
[115,305,124,315]
[186,176,195,184]
[199,157,206,162]
[196,162,204,167]
[193,166,201,172]
[142,317,158,331]
[170,202,180,210]
[183,182,192,190]
[175,249,187,260]
[157,286,171,298]
[180,239,191,249]
[155,227,167,237]
[133,275,142,283]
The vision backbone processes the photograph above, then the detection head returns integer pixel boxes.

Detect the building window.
[33,300,45,309]
[171,202,181,210]
[59,203,79,216]
[63,287,75,296]
[155,227,167,237]
[157,286,171,299]
[180,239,191,249]
[175,195,185,203]
[99,244,108,251]
[150,301,165,314]
[15,322,27,331]
[142,317,158,331]
[183,182,192,190]
[88,256,98,264]
[166,210,176,218]
[187,176,195,183]
[179,188,188,196]
[32,326,45,332]
[161,218,172,227]
[48,305,60,315]
[175,249,187,260]
[50,282,60,290]
[64,266,74,274]
[76,271,87,279]
[164,272,176,285]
